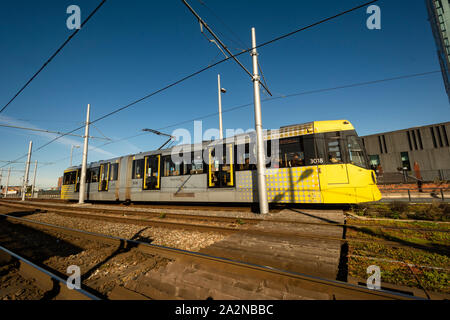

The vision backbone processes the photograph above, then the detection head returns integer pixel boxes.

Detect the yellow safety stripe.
[105,163,110,191]
[144,157,148,190]
[156,155,161,189]
[208,149,214,187]
[98,165,103,191]
[228,144,234,187]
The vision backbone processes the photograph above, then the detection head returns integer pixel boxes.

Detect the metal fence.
[1,190,61,199]
[376,169,450,184]
[379,187,449,202]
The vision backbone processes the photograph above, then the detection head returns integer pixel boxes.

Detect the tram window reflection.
[278,137,305,168]
[89,167,100,182]
[132,159,144,179]
[327,140,342,164]
[186,152,204,174]
[63,171,76,185]
[347,136,367,168]
[163,156,181,176]
[109,163,119,181]
[236,143,254,171]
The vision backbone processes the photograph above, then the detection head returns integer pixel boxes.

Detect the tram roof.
[65,120,355,170]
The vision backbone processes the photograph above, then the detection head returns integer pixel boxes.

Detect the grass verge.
[346,217,450,295]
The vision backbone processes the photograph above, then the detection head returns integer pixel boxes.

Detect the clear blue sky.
[0,0,449,188]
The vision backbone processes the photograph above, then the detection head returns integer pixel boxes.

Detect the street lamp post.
[217,74,226,140]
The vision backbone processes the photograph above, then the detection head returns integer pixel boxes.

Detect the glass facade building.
[426,0,450,102]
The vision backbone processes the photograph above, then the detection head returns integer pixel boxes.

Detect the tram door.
[143,155,161,190]
[208,144,235,188]
[99,163,110,191]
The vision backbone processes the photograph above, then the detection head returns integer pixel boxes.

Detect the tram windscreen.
[346,135,368,168]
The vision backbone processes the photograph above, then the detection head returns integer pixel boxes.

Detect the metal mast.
[181,1,270,213]
[21,141,33,201]
[251,28,269,214]
[4,167,10,198]
[78,104,90,204]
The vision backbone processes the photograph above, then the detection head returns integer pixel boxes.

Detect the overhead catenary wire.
[196,0,247,50]
[0,160,53,165]
[156,70,441,131]
[0,0,107,115]
[0,123,110,140]
[35,69,441,170]
[182,0,272,96]
[1,0,378,168]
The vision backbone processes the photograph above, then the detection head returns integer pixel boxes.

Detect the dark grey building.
[426,0,450,101]
[361,122,450,182]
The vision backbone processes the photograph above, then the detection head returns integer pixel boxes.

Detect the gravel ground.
[69,202,261,219]
[0,213,172,299]
[22,211,226,252]
[0,262,45,300]
[0,205,228,299]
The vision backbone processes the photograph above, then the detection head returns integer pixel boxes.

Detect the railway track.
[2,199,448,233]
[0,212,417,300]
[0,245,100,300]
[0,200,446,250]
[3,198,259,212]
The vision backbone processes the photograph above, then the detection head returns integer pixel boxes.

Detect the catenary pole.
[251,28,269,214]
[31,160,37,198]
[21,141,33,201]
[79,104,90,204]
[4,167,10,198]
[218,74,224,140]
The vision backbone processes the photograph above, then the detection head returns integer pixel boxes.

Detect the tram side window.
[326,136,343,164]
[63,172,70,185]
[89,167,100,183]
[132,159,144,179]
[347,136,368,168]
[278,137,305,168]
[109,163,119,181]
[163,156,182,176]
[63,171,76,185]
[185,152,204,174]
[235,143,256,171]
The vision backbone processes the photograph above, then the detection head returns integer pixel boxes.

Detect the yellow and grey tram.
[61,120,381,204]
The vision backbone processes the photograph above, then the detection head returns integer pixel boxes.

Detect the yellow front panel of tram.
[61,185,73,200]
[319,164,381,203]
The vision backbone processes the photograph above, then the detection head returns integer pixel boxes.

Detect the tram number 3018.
[309,158,324,165]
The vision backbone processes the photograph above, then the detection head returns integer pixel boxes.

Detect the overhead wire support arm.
[181,0,272,96]
[199,21,229,58]
[142,128,176,150]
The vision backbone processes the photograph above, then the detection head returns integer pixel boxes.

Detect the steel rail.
[1,202,444,262]
[0,213,418,300]
[1,199,448,233]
